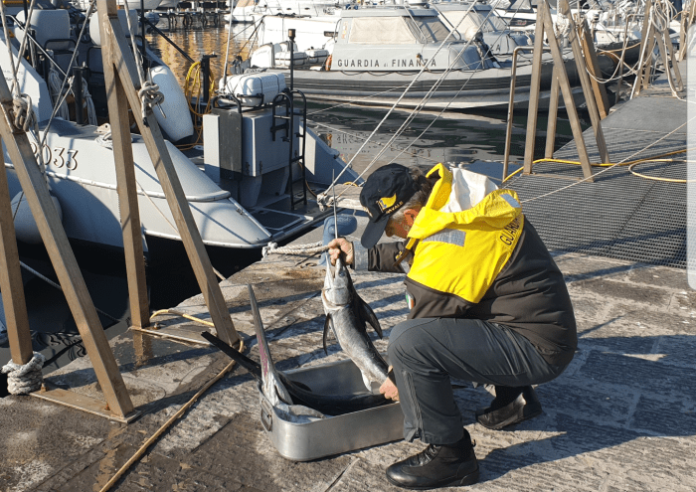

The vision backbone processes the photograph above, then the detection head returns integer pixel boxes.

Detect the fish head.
[322,256,351,308]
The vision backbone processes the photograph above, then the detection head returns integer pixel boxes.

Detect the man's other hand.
[328,238,354,266]
[380,377,399,401]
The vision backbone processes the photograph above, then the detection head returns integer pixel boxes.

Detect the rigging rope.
[262,240,327,258]
[122,0,165,123]
[339,1,529,190]
[515,115,696,204]
[323,1,481,191]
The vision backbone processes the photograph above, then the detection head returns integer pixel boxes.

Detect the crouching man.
[328,163,576,490]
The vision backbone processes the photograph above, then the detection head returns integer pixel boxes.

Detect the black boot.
[386,431,479,490]
[476,385,542,430]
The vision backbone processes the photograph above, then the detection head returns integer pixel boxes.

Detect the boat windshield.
[406,16,452,43]
[467,12,509,33]
[348,17,418,44]
[347,15,451,44]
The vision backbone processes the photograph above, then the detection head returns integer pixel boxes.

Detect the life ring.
[325,54,332,71]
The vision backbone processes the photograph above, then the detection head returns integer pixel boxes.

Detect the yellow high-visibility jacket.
[362,164,577,366]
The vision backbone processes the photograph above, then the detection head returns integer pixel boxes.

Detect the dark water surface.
[1,23,579,395]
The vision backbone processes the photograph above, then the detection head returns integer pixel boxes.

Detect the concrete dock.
[1,76,694,491]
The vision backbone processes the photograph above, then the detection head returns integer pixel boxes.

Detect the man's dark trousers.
[388,318,568,444]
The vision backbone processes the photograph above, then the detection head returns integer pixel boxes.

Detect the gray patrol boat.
[239,6,612,110]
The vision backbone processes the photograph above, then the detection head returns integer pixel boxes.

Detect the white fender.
[149,65,194,142]
[12,192,63,245]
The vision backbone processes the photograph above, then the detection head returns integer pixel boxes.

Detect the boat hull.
[269,54,602,111]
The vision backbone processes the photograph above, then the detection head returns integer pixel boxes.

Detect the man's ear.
[403,208,420,226]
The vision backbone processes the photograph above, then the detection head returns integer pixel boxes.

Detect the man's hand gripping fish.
[322,256,389,391]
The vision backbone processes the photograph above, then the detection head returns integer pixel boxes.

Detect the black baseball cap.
[360,164,419,249]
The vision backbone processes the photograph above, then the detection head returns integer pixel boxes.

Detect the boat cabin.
[329,8,489,72]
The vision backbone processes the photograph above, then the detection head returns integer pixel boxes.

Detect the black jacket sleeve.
[367,242,411,273]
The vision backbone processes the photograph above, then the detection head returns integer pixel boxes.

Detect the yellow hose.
[177,61,217,151]
[627,160,695,183]
[503,149,691,183]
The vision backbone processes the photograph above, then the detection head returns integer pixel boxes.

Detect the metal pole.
[73,66,84,125]
[288,28,295,90]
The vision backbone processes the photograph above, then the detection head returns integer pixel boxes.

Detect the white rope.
[138,81,165,122]
[262,241,328,258]
[2,352,45,395]
[95,123,114,148]
[11,92,36,132]
[122,0,165,123]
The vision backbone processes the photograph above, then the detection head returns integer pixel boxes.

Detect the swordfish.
[321,256,390,391]
[202,284,389,416]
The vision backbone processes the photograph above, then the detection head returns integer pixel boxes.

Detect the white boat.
[1,8,359,253]
[493,0,643,51]
[232,7,608,111]
[229,0,348,23]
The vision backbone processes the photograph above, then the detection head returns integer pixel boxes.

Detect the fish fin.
[359,299,383,339]
[323,314,332,355]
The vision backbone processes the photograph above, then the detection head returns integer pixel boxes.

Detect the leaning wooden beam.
[98,0,239,346]
[541,0,594,180]
[661,26,683,91]
[522,1,546,174]
[634,0,653,97]
[101,40,150,329]
[544,65,560,160]
[559,0,609,165]
[0,68,135,418]
[0,138,33,365]
[580,22,610,119]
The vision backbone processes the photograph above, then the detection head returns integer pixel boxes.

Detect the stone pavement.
[1,249,695,492]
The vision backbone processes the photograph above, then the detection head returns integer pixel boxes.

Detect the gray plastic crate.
[258,358,404,461]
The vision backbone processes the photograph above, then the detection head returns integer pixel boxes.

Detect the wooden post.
[98,0,239,346]
[0,138,33,366]
[0,70,135,418]
[545,65,560,159]
[558,0,609,164]
[580,21,610,119]
[678,4,687,61]
[541,0,594,180]
[634,0,653,97]
[662,26,683,91]
[522,1,546,175]
[102,43,150,329]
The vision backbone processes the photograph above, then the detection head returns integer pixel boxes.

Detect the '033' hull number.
[29,142,78,170]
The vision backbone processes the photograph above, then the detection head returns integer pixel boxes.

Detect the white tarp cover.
[348,17,416,44]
